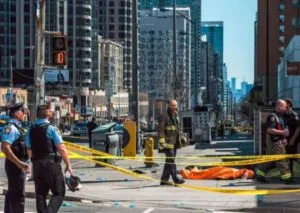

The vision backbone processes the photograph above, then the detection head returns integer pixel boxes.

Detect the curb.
[2,189,99,203]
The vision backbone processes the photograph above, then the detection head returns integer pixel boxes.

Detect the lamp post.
[172,0,178,100]
[161,4,195,107]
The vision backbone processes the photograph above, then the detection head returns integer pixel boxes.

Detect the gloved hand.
[159,142,167,150]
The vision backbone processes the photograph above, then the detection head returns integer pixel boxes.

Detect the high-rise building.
[139,8,192,120]
[223,63,228,119]
[231,77,236,94]
[0,0,35,86]
[201,21,224,63]
[67,0,94,106]
[140,0,202,107]
[241,81,248,97]
[98,0,133,92]
[201,21,224,115]
[256,0,300,103]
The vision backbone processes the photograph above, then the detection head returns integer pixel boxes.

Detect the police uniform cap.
[6,103,27,114]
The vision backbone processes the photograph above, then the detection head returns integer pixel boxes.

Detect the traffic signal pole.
[33,1,65,118]
[34,0,46,116]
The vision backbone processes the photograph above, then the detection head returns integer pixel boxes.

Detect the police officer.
[87,117,97,148]
[1,103,30,213]
[255,99,294,184]
[25,105,73,213]
[158,99,185,186]
[284,99,300,173]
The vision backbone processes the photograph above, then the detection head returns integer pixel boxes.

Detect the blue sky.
[202,0,257,89]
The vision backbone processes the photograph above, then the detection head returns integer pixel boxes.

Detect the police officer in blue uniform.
[26,105,73,213]
[1,103,30,213]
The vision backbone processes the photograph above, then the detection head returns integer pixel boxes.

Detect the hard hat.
[65,175,82,192]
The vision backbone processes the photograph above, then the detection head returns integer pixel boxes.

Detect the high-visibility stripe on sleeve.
[281,173,292,180]
[166,144,174,149]
[256,170,265,177]
[158,138,165,143]
[165,125,176,131]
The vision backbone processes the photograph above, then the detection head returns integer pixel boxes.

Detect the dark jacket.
[157,108,180,149]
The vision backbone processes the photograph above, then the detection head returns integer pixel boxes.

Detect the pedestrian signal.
[51,35,67,66]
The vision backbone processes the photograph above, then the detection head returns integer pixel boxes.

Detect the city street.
[2,132,300,212]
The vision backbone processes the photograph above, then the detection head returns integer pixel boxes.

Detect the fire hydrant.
[144,137,154,167]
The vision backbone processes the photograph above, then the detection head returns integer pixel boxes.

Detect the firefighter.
[25,105,73,213]
[158,99,185,186]
[255,99,294,184]
[284,98,300,174]
[1,103,30,213]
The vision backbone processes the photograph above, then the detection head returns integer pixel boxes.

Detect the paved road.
[3,132,300,212]
[0,194,213,213]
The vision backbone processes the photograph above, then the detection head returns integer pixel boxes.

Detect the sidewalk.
[1,136,300,212]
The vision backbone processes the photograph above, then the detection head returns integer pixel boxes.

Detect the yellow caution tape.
[69,150,300,195]
[63,141,300,161]
[68,154,286,167]
[64,141,297,167]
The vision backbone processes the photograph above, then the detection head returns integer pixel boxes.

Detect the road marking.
[142,208,155,213]
[213,211,239,213]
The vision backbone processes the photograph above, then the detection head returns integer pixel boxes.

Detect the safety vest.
[9,122,28,161]
[29,123,57,160]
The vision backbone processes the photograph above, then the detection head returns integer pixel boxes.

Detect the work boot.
[174,179,185,185]
[254,175,269,183]
[160,181,173,186]
[281,178,296,185]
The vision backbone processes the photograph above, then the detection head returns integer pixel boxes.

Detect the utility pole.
[173,0,178,100]
[132,0,140,152]
[34,0,46,115]
[265,0,269,105]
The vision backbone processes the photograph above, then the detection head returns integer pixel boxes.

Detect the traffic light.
[51,35,67,66]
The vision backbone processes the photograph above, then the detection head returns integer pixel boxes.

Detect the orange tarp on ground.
[180,166,254,180]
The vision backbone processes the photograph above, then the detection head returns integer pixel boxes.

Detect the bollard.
[144,137,154,167]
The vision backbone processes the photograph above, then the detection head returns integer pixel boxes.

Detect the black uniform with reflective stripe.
[29,123,56,160]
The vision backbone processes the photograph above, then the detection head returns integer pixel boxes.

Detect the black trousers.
[161,148,179,182]
[4,159,25,213]
[286,142,299,173]
[33,159,66,213]
[88,133,92,148]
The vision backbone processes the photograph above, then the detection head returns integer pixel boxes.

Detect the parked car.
[71,122,88,136]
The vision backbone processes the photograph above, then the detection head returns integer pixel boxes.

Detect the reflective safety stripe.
[158,138,165,143]
[165,125,176,131]
[256,170,265,177]
[281,173,292,180]
[166,144,174,149]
